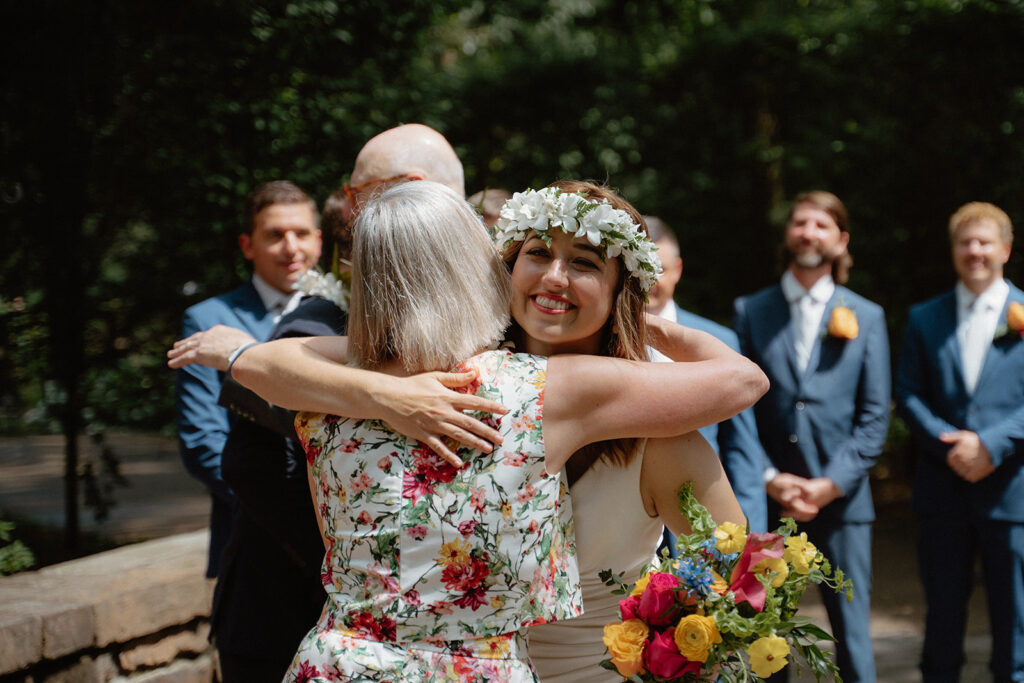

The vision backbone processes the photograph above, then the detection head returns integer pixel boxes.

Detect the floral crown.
[492,187,663,292]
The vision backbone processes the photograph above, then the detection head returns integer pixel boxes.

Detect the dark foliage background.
[3,0,1024,545]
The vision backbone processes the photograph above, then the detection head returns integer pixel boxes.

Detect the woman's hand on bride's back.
[380,371,508,468]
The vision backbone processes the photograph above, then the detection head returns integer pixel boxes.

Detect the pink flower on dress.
[377,454,392,472]
[458,519,478,536]
[292,660,321,682]
[349,472,373,494]
[402,471,433,503]
[403,589,421,606]
[358,510,374,526]
[515,483,537,504]
[504,451,528,467]
[340,438,363,453]
[470,487,487,513]
[407,524,428,540]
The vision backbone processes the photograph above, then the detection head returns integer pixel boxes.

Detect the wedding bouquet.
[599,483,852,681]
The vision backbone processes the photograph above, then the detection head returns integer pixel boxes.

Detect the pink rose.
[619,595,640,621]
[729,532,785,611]
[643,629,702,679]
[458,519,478,536]
[637,572,685,626]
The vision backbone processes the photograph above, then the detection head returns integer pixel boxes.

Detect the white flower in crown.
[293,269,349,312]
[492,187,663,292]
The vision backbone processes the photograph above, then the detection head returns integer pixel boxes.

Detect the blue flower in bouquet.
[675,557,714,596]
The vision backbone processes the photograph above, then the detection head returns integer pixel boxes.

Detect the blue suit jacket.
[175,280,276,576]
[733,283,891,524]
[674,307,769,532]
[896,281,1024,521]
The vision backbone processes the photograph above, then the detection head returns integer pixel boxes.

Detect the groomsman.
[645,216,768,533]
[896,201,1024,682]
[175,181,321,578]
[733,191,890,683]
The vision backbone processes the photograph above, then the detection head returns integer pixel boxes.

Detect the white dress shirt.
[647,299,680,364]
[252,273,303,324]
[780,270,835,372]
[956,279,1009,394]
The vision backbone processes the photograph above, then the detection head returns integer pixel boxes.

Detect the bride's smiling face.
[510,229,621,356]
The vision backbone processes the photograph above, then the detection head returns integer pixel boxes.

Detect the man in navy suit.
[896,201,1024,682]
[175,180,321,578]
[645,216,768,533]
[733,191,890,683]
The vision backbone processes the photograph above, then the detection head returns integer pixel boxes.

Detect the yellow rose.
[630,571,654,597]
[827,306,859,339]
[602,619,649,677]
[748,635,790,678]
[1008,301,1024,334]
[754,557,789,588]
[710,569,730,595]
[673,614,722,663]
[713,521,747,555]
[784,532,821,574]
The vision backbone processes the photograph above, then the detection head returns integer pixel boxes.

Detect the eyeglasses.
[342,173,415,210]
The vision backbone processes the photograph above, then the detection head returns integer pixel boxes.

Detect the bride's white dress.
[529,442,663,682]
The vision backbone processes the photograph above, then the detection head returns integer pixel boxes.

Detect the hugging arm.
[542,351,769,471]
[230,337,508,464]
[641,431,746,537]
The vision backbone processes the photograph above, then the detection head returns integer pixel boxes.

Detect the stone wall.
[0,531,216,682]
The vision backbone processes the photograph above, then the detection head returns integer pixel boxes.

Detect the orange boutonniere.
[827,306,858,340]
[995,301,1024,341]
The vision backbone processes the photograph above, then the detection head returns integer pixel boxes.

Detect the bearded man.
[733,191,891,683]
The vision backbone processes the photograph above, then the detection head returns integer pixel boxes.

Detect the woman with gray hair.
[214,181,764,681]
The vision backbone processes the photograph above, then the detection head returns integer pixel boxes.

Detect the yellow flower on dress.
[1008,301,1024,334]
[784,532,821,574]
[754,557,789,588]
[827,306,859,339]
[602,619,649,678]
[529,369,546,390]
[748,635,791,678]
[489,596,504,609]
[714,521,747,554]
[674,614,722,662]
[435,538,472,567]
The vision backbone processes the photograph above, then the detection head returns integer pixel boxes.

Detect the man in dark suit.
[645,216,768,533]
[170,124,466,682]
[175,180,322,579]
[896,201,1024,683]
[733,191,890,683]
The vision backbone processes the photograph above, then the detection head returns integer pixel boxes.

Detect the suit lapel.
[974,282,1024,394]
[757,286,803,385]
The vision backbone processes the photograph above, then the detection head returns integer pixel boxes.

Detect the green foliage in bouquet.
[598,483,852,681]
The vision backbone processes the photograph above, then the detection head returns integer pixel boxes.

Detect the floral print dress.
[283,349,581,682]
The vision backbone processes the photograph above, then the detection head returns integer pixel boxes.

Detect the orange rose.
[827,306,858,339]
[1007,301,1024,334]
[602,619,649,677]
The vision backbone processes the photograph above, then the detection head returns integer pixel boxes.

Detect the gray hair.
[348,181,511,372]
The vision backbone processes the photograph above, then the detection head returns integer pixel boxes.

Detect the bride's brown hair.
[500,180,650,484]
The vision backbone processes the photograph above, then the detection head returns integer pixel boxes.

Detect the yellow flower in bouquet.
[674,614,721,663]
[630,570,654,597]
[713,521,746,554]
[748,635,791,678]
[603,619,649,677]
[784,532,821,574]
[754,557,789,588]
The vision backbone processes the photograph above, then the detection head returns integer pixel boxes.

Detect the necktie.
[962,299,988,394]
[795,295,818,372]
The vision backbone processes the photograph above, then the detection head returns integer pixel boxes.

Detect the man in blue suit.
[733,191,890,683]
[896,201,1024,683]
[175,180,321,578]
[645,216,769,533]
